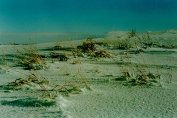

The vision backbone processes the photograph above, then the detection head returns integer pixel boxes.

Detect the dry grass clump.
[17,47,46,70]
[117,67,161,86]
[70,60,82,64]
[0,71,91,107]
[115,48,161,86]
[50,52,69,61]
[5,72,49,91]
[77,39,96,53]
[0,72,57,108]
[1,71,90,97]
[94,50,112,58]
[75,39,112,58]
[50,84,82,96]
[128,71,160,86]
[72,72,91,91]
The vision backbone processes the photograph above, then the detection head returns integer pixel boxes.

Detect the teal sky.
[0,0,177,33]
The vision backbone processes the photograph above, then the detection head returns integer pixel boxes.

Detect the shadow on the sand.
[40,46,75,51]
[0,85,10,91]
[1,97,56,107]
[0,54,18,63]
[42,111,64,118]
[0,96,28,99]
[144,50,176,54]
[92,61,177,69]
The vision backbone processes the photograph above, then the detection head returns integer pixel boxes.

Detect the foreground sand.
[0,30,177,118]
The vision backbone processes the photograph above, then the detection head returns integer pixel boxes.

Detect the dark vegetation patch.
[0,71,91,104]
[16,48,47,70]
[1,97,56,107]
[50,52,69,61]
[144,50,176,55]
[75,39,112,58]
[94,50,112,58]
[121,72,161,86]
[40,46,75,51]
[77,39,96,53]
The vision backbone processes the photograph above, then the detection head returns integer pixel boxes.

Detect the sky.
[0,0,177,33]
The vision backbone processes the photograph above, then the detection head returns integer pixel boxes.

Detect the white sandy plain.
[0,30,177,118]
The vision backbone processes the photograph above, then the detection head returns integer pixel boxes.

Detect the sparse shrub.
[141,32,153,48]
[50,52,69,61]
[1,71,90,98]
[128,29,137,38]
[72,49,85,57]
[75,39,112,58]
[94,50,112,58]
[117,67,161,86]
[77,39,96,53]
[6,72,49,91]
[70,60,82,64]
[115,48,162,86]
[51,84,82,96]
[114,39,133,50]
[17,47,46,70]
[129,72,160,86]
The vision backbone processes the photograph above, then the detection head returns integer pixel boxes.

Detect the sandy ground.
[0,30,177,118]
